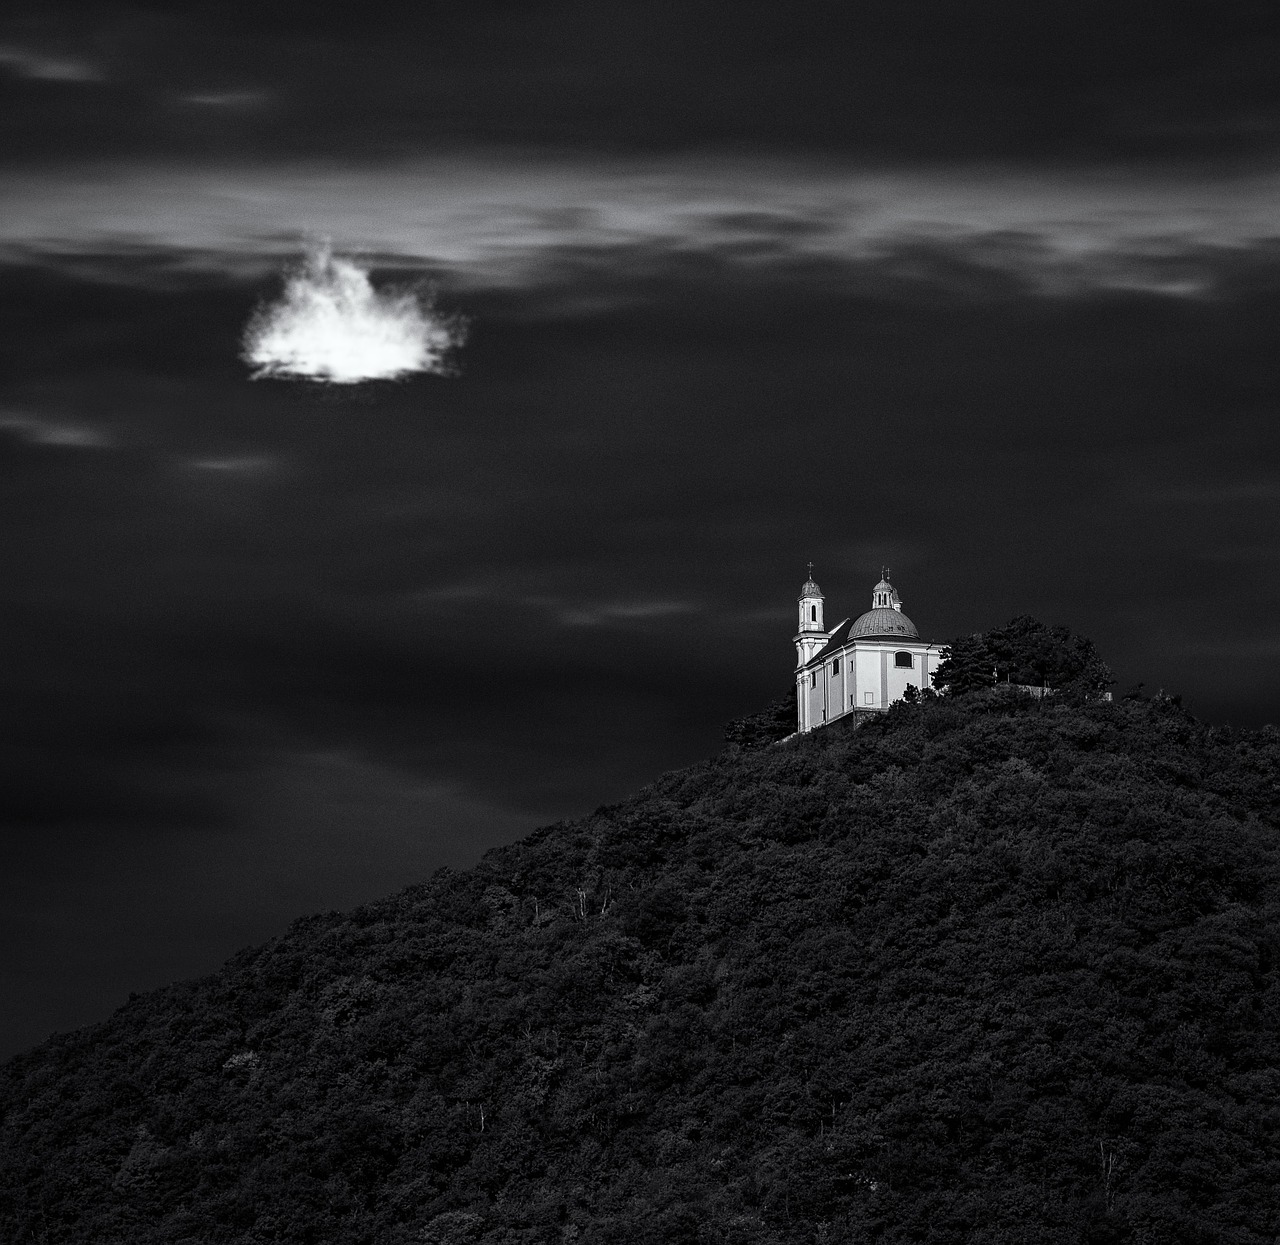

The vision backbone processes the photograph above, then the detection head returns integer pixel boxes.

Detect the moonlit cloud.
[241,243,465,384]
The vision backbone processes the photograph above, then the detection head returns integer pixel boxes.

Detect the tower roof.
[798,561,823,600]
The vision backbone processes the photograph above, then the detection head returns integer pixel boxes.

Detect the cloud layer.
[1,159,1276,304]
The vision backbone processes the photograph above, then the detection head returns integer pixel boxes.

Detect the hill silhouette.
[2,689,1278,1244]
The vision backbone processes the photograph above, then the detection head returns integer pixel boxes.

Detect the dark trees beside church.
[936,615,1113,698]
[723,683,798,747]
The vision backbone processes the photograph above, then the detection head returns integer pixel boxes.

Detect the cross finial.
[807,561,814,579]
[881,565,890,581]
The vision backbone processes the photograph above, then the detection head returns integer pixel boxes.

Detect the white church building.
[794,568,946,733]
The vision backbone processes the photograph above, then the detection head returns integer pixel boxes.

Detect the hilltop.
[2,690,1278,1244]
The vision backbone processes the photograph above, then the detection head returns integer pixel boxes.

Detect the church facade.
[794,569,946,733]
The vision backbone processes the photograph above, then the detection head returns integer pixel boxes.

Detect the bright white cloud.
[241,243,464,384]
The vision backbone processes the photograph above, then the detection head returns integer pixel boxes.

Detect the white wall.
[800,638,947,730]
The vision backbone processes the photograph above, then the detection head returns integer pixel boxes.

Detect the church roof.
[799,577,823,600]
[802,610,932,669]
[805,618,853,666]
[849,606,921,640]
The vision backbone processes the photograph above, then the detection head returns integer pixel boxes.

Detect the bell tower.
[794,564,828,668]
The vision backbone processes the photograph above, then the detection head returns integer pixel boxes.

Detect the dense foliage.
[3,691,1279,1244]
[723,686,797,749]
[935,616,1114,698]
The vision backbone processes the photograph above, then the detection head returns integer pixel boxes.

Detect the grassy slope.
[2,691,1279,1244]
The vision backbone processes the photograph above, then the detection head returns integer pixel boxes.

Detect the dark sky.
[2,1,1279,1057]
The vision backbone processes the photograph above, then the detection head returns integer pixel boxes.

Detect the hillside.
[2,690,1279,1244]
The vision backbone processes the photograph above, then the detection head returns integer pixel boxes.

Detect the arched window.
[810,605,817,621]
[894,651,914,668]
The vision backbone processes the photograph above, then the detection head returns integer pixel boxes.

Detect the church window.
[810,605,817,621]
[811,672,816,687]
[895,651,914,668]
[831,658,840,675]
[864,692,874,704]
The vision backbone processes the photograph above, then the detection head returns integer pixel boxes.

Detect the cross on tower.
[807,561,814,579]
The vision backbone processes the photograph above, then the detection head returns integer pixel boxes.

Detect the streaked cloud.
[186,455,277,474]
[558,600,699,627]
[413,578,700,629]
[0,159,1275,300]
[180,91,268,109]
[0,410,112,448]
[0,44,102,83]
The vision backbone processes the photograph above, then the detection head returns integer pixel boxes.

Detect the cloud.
[180,91,267,108]
[241,242,466,384]
[0,411,112,448]
[558,600,699,627]
[187,455,276,473]
[0,44,102,82]
[1,159,1276,306]
[411,578,702,631]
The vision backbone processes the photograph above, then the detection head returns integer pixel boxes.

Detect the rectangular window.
[831,658,840,675]
[811,673,816,688]
[894,651,914,669]
[864,692,874,704]
[850,694,856,706]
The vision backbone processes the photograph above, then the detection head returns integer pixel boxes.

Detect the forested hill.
[3,691,1280,1245]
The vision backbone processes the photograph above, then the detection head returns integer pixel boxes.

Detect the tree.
[935,617,1113,698]
[933,633,996,695]
[724,685,798,748]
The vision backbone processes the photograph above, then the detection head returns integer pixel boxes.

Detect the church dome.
[850,606,920,640]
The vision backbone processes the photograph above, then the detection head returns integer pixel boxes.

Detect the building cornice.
[802,634,945,671]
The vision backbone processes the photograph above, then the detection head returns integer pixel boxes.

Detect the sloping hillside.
[2,690,1278,1244]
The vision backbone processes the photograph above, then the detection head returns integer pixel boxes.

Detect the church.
[794,568,947,733]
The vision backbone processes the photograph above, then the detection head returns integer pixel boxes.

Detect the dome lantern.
[851,570,919,639]
[871,566,902,612]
